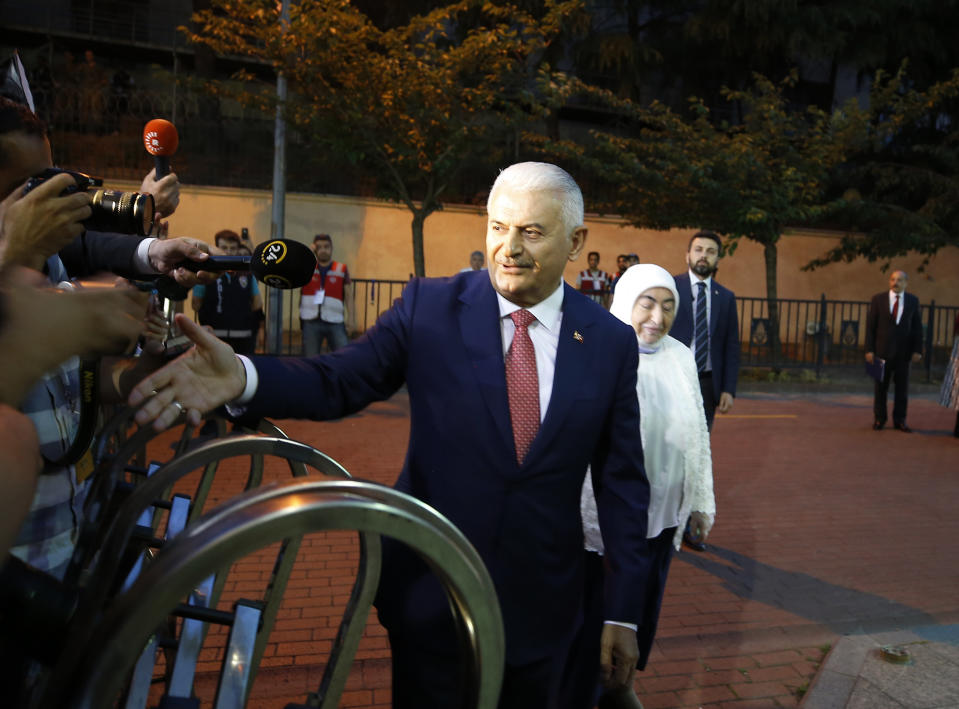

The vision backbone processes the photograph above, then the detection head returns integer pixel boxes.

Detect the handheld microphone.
[143,119,179,178]
[176,239,317,289]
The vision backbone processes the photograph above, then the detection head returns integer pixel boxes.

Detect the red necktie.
[892,295,899,322]
[506,309,540,464]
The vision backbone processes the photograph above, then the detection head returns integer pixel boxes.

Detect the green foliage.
[185,0,584,275]
[807,64,959,270]
[530,70,857,285]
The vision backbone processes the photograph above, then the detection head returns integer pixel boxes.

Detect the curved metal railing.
[63,478,505,709]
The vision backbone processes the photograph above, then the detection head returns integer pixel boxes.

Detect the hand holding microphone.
[175,238,317,289]
[142,119,180,219]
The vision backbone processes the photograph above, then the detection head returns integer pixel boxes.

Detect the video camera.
[24,167,155,236]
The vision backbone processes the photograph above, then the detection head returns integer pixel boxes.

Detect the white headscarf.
[609,263,681,331]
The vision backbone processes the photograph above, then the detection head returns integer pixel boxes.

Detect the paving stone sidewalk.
[162,383,958,708]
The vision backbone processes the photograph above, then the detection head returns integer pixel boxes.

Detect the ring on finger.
[171,400,185,415]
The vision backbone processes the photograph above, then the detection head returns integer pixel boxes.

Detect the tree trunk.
[411,209,426,277]
[763,240,782,369]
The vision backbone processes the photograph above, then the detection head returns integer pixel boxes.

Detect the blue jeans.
[302,318,348,355]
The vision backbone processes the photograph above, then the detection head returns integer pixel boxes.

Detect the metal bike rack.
[42,436,364,709]
[64,478,504,709]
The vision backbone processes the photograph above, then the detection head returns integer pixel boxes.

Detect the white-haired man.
[129,162,650,709]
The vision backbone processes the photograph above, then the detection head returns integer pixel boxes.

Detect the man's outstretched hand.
[128,314,247,430]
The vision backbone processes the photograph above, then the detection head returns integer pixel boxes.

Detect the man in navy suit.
[865,270,923,432]
[671,231,738,552]
[671,231,740,431]
[130,162,650,709]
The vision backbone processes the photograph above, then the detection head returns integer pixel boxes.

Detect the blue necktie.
[695,281,709,372]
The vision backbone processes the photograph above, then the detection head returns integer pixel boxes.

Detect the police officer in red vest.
[576,250,612,307]
[299,234,354,355]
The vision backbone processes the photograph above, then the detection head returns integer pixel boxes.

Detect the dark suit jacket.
[865,291,923,362]
[671,273,740,401]
[58,231,143,280]
[245,273,650,664]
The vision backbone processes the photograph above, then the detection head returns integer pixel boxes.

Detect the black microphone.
[176,238,317,289]
[143,118,178,179]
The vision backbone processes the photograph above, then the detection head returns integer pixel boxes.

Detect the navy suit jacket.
[246,273,650,664]
[59,231,143,280]
[865,291,923,362]
[671,273,740,401]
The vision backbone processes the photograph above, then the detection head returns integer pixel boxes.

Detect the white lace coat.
[581,335,715,552]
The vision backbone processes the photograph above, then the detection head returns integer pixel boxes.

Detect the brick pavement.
[143,388,959,708]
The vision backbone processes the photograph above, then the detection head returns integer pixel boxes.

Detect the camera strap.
[43,357,99,473]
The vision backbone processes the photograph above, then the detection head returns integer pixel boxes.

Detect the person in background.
[237,241,265,352]
[568,263,714,709]
[191,230,262,356]
[576,250,611,307]
[865,270,923,432]
[938,311,959,437]
[460,249,486,272]
[299,233,354,354]
[609,253,629,297]
[670,231,737,552]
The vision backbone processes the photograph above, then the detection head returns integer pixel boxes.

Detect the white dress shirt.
[496,282,565,421]
[888,290,904,325]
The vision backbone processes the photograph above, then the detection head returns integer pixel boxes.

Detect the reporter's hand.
[140,168,180,219]
[0,268,149,406]
[147,237,215,287]
[0,173,92,270]
[128,314,246,431]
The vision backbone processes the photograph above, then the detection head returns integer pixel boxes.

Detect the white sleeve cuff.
[224,355,259,417]
[134,237,158,273]
[604,620,638,632]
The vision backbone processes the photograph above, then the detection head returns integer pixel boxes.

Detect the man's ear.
[567,226,588,262]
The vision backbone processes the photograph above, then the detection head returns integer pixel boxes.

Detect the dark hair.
[617,253,628,260]
[0,97,47,163]
[687,230,722,253]
[587,251,600,260]
[215,229,241,247]
[314,233,332,245]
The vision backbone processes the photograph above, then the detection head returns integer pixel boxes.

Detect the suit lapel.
[531,285,596,460]
[458,278,515,455]
[677,274,693,336]
[710,283,722,336]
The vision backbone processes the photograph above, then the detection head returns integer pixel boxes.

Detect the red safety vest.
[578,269,610,295]
[302,260,348,300]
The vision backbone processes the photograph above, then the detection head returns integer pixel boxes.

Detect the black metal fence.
[269,278,410,355]
[737,294,957,380]
[265,284,957,382]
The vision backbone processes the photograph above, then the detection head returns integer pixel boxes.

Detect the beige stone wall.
[119,179,959,307]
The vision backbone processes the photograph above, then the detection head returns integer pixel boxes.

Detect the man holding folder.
[865,270,923,431]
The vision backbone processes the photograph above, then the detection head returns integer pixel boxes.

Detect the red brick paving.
[139,389,959,707]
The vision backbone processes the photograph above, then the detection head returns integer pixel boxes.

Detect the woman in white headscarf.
[570,264,715,708]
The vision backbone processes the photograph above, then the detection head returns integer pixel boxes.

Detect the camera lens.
[87,190,155,236]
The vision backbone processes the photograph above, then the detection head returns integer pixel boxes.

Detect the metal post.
[267,0,290,354]
[816,293,827,378]
[925,300,935,382]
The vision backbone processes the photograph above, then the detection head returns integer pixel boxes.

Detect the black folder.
[865,357,885,382]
